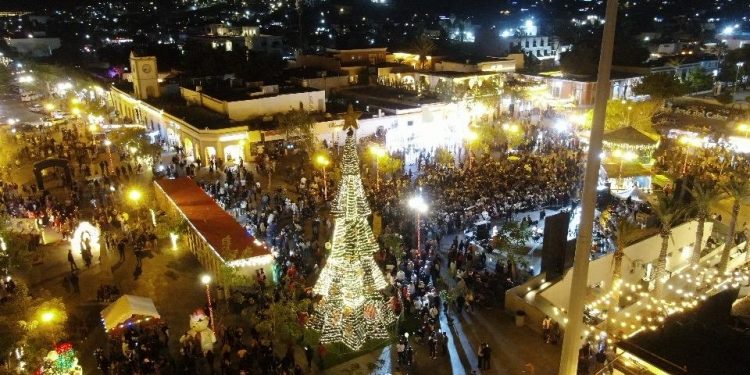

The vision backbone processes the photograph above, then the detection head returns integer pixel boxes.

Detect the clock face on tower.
[141,64,152,74]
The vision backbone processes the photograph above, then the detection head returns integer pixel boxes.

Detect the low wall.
[505,273,560,334]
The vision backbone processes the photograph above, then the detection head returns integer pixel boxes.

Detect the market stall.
[100,295,161,334]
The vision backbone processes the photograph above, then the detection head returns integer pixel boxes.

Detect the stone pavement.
[18,224,208,372]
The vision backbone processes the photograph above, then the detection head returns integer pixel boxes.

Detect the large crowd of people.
[6,88,749,375]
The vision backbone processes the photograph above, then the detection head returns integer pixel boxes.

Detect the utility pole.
[558,0,620,374]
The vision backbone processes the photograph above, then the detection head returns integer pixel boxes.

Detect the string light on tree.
[308,124,394,351]
[39,342,82,375]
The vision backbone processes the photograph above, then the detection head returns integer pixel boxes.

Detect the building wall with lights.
[540,220,712,311]
[520,73,642,107]
[179,86,326,121]
[110,85,254,163]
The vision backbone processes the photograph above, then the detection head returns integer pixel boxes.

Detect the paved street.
[0,96,47,124]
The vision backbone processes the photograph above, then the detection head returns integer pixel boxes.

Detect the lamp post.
[738,123,749,138]
[370,145,386,189]
[735,62,744,93]
[104,139,113,174]
[612,149,637,186]
[39,309,58,345]
[464,130,479,169]
[408,195,428,251]
[679,136,701,175]
[127,188,143,224]
[201,274,215,332]
[558,0,619,372]
[627,105,633,125]
[315,154,330,200]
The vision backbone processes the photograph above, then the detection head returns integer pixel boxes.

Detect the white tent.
[732,296,750,318]
[100,295,160,331]
[612,186,649,202]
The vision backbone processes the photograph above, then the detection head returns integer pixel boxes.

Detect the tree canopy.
[409,34,436,70]
[559,40,599,76]
[584,100,660,135]
[633,73,688,101]
[685,68,714,93]
[276,109,316,151]
[0,281,68,371]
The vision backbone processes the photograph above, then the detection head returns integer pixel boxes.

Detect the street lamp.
[611,149,637,186]
[627,105,633,125]
[40,311,55,323]
[464,130,479,168]
[370,145,386,189]
[738,123,750,138]
[679,136,702,175]
[43,103,55,112]
[103,139,113,174]
[127,188,143,203]
[37,309,59,345]
[408,195,428,251]
[315,154,330,200]
[735,62,744,93]
[201,274,215,332]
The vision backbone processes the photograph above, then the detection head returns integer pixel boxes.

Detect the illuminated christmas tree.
[309,106,394,350]
[39,343,82,375]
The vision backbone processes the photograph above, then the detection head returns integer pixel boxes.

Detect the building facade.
[510,36,559,61]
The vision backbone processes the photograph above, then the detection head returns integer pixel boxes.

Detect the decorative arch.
[70,221,101,258]
[33,158,72,190]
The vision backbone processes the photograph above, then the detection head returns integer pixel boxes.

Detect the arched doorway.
[205,146,217,162]
[223,144,242,164]
[33,158,73,190]
[183,138,195,160]
[70,221,101,264]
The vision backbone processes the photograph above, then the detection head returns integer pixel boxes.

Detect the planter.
[515,310,526,327]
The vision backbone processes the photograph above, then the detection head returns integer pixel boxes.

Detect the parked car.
[20,92,42,102]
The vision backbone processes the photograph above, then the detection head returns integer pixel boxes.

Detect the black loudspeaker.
[475,222,490,240]
[541,211,571,279]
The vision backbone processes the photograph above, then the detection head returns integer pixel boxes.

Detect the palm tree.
[410,35,435,70]
[718,179,750,272]
[688,183,722,265]
[651,194,686,297]
[607,217,640,334]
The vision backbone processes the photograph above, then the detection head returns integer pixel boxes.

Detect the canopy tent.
[732,295,750,317]
[732,295,750,326]
[602,162,652,178]
[100,295,160,332]
[611,186,649,202]
[603,126,659,146]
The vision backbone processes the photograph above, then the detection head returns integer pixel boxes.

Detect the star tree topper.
[342,103,361,134]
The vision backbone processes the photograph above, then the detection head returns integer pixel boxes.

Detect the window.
[536,50,541,57]
[532,39,537,47]
[525,40,530,48]
[407,120,414,126]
